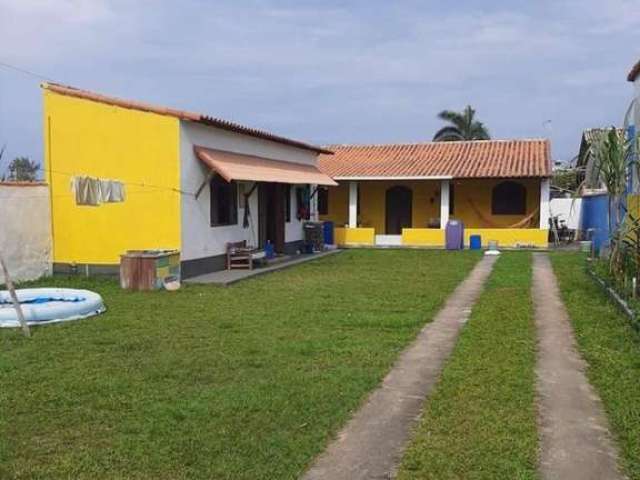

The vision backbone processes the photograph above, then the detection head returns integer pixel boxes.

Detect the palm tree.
[433,106,490,142]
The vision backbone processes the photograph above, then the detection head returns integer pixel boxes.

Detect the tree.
[7,156,39,182]
[433,105,490,142]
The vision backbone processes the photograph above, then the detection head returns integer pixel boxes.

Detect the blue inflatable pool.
[0,288,106,328]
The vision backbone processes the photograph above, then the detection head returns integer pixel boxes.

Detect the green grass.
[397,252,538,480]
[0,249,479,480]
[550,252,640,479]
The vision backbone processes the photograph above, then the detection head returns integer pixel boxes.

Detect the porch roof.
[194,146,337,186]
[318,139,551,180]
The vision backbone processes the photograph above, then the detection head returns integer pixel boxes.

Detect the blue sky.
[1,0,639,173]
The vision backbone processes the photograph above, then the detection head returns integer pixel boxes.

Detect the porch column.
[310,184,318,221]
[440,180,450,229]
[540,178,550,229]
[349,181,358,228]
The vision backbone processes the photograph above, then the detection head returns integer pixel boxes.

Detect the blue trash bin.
[323,221,334,245]
[469,234,482,250]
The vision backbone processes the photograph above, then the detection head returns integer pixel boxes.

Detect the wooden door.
[385,186,412,234]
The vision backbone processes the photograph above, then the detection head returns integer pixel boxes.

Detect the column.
[349,181,358,228]
[540,178,550,229]
[440,180,450,229]
[310,184,318,221]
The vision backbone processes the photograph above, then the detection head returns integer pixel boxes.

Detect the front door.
[385,186,412,234]
[258,183,286,253]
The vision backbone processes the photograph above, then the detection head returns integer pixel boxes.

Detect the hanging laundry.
[72,176,126,205]
[99,179,126,202]
[73,176,101,206]
[108,180,126,202]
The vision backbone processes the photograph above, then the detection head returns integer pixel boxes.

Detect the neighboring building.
[43,83,335,278]
[317,140,551,248]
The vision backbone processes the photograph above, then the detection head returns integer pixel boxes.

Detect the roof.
[628,59,640,82]
[318,139,551,180]
[41,83,332,155]
[0,181,47,187]
[576,128,624,166]
[195,146,337,186]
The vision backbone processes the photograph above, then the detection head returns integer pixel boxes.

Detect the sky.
[1,0,639,174]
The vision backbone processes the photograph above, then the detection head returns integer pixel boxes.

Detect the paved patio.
[184,249,341,286]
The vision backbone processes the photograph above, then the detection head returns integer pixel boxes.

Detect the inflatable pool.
[0,288,106,328]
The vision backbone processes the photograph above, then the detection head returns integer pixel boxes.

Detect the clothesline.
[36,165,195,196]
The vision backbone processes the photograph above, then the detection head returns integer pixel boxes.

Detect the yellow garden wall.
[401,229,444,246]
[334,228,375,245]
[44,89,181,265]
[463,229,548,248]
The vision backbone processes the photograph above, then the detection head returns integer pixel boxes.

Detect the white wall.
[0,183,52,281]
[550,197,582,230]
[179,121,318,261]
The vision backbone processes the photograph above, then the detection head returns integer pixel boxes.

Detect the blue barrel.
[469,234,482,250]
[323,221,334,245]
[580,193,609,252]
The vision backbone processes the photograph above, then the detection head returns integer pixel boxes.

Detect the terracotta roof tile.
[41,83,332,154]
[318,139,551,179]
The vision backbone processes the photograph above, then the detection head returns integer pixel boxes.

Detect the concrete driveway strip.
[302,255,497,480]
[532,253,624,480]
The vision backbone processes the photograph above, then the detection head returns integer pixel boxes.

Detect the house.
[317,140,551,248]
[42,83,335,278]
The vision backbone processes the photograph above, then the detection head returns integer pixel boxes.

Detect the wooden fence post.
[0,253,30,337]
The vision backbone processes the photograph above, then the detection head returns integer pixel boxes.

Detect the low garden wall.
[0,182,52,281]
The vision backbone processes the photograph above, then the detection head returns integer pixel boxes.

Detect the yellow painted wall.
[334,228,375,245]
[320,183,349,226]
[453,178,541,228]
[44,90,181,264]
[321,178,542,231]
[320,180,440,230]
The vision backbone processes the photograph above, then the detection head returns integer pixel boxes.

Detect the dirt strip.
[302,255,497,480]
[532,253,624,480]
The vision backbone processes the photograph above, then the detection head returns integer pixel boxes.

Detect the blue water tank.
[580,193,609,252]
[323,221,334,245]
[469,234,482,250]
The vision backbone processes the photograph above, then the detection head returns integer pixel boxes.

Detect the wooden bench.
[226,240,260,270]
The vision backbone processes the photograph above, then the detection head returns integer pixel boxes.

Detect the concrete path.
[302,255,498,480]
[532,253,624,480]
[184,250,340,286]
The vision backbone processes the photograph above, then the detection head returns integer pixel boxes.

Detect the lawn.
[0,249,479,480]
[397,252,538,480]
[550,253,640,479]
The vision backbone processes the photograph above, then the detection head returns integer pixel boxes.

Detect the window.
[449,183,455,215]
[210,175,238,226]
[285,184,291,222]
[491,181,526,215]
[318,188,329,215]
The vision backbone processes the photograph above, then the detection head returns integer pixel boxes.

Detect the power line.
[0,60,55,82]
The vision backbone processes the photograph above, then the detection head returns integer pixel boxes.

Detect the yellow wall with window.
[44,89,181,265]
[453,178,541,228]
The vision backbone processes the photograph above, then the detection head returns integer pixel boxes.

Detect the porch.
[319,178,550,248]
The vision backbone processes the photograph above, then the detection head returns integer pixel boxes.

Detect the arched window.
[491,181,526,215]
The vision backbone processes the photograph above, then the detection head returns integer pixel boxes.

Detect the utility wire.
[0,60,56,83]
